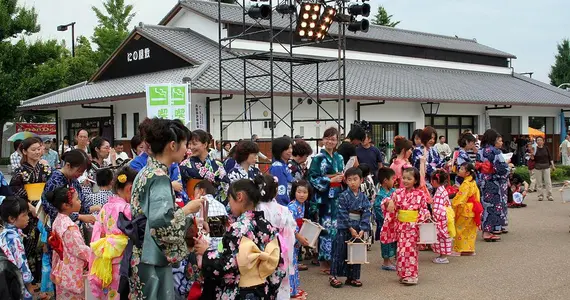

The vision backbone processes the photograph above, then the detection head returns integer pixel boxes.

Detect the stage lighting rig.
[248,1,272,20]
[296,2,323,40]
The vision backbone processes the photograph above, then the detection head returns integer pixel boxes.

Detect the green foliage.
[514,165,570,183]
[513,166,530,184]
[0,0,40,40]
[91,0,136,66]
[372,5,400,27]
[551,167,567,181]
[549,39,570,88]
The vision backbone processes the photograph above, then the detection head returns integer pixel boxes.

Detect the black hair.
[439,136,445,140]
[138,118,153,141]
[411,129,423,144]
[191,129,212,145]
[76,129,88,137]
[323,127,338,139]
[377,167,396,184]
[223,141,232,148]
[113,166,137,193]
[535,136,544,142]
[61,149,90,170]
[460,162,477,178]
[63,135,69,141]
[292,140,313,157]
[131,134,143,151]
[0,196,29,223]
[290,180,313,203]
[347,125,366,142]
[194,180,217,196]
[95,168,114,187]
[228,179,262,207]
[402,167,421,188]
[146,118,191,155]
[420,126,437,146]
[89,137,110,160]
[20,137,41,153]
[431,169,449,186]
[344,167,363,179]
[481,129,501,148]
[234,141,260,164]
[227,145,237,159]
[458,132,477,148]
[45,186,73,211]
[358,163,371,178]
[254,174,278,202]
[271,137,293,161]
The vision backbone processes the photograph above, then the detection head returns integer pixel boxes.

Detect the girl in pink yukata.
[381,167,431,285]
[430,170,452,264]
[47,186,91,300]
[89,166,138,299]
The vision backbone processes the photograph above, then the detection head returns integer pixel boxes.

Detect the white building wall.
[166,10,228,41]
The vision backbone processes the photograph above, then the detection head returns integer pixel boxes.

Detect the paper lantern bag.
[418,222,437,244]
[346,239,369,265]
[298,219,323,249]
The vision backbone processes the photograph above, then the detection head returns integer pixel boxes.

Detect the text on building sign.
[127,48,151,62]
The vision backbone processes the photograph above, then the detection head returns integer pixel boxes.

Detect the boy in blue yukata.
[374,167,397,271]
[329,167,371,288]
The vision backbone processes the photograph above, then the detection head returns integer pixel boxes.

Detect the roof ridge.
[138,23,221,48]
[20,81,86,105]
[88,66,201,85]
[513,74,570,99]
[348,58,505,76]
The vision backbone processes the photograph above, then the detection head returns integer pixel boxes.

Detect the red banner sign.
[16,123,56,135]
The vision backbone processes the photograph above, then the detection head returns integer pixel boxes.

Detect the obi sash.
[349,212,362,221]
[90,234,129,288]
[330,182,342,188]
[397,210,419,223]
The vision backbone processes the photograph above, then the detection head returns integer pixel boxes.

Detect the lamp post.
[57,22,76,57]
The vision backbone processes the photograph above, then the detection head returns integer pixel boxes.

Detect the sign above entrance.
[146,83,191,127]
[127,48,151,62]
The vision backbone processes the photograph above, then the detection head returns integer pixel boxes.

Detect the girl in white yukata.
[430,170,453,264]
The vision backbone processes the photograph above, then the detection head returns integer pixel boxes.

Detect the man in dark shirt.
[356,132,384,183]
[337,125,366,166]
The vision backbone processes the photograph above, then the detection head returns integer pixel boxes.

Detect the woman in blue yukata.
[288,139,313,181]
[454,132,478,185]
[0,196,34,299]
[180,130,228,203]
[411,126,444,186]
[269,136,295,206]
[307,127,345,274]
[0,170,12,197]
[226,141,261,183]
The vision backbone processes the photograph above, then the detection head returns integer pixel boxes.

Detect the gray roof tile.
[179,0,515,58]
[20,25,570,110]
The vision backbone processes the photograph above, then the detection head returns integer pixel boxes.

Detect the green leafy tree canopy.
[91,0,136,66]
[372,5,400,27]
[0,0,40,40]
[549,39,570,88]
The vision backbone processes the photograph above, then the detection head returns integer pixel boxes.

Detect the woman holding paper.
[307,127,345,273]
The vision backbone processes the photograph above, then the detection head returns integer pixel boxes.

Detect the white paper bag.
[418,223,437,244]
[299,219,323,248]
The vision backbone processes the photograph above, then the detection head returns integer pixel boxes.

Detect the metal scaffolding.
[214,0,352,144]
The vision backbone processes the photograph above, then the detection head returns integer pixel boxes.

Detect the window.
[121,114,127,138]
[133,113,140,135]
[424,115,477,148]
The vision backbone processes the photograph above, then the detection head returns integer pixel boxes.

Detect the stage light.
[296,2,322,40]
[247,4,271,20]
[348,3,371,17]
[315,6,336,40]
[276,4,296,15]
[347,18,369,33]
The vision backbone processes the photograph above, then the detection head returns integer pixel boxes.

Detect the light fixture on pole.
[248,3,272,20]
[276,4,296,15]
[421,102,440,116]
[57,22,76,57]
[336,1,370,33]
[296,2,322,40]
[316,6,336,40]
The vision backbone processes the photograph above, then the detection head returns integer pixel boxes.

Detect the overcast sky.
[21,0,570,84]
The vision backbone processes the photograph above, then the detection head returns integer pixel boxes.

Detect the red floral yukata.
[380,188,430,282]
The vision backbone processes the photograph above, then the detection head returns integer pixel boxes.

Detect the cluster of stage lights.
[296,1,371,41]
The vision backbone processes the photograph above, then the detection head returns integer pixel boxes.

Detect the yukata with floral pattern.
[478,145,509,233]
[88,195,131,299]
[257,199,296,299]
[380,188,430,282]
[288,159,306,182]
[307,149,344,261]
[129,156,189,300]
[287,199,305,297]
[42,170,90,228]
[227,164,261,183]
[432,186,452,256]
[201,211,286,300]
[452,176,481,253]
[270,160,295,206]
[181,155,228,203]
[374,186,397,259]
[10,161,52,281]
[0,223,34,299]
[173,252,201,300]
[51,213,91,300]
[454,148,475,185]
[412,146,443,182]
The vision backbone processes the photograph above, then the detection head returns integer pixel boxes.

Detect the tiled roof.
[19,64,209,108]
[177,0,516,58]
[19,25,570,110]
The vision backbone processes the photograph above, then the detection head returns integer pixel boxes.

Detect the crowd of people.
[0,117,548,300]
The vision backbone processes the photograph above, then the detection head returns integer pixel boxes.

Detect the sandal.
[329,277,343,288]
[321,269,331,275]
[345,279,363,287]
[401,277,418,285]
[298,264,308,271]
[483,234,501,242]
[291,290,307,299]
[310,259,320,266]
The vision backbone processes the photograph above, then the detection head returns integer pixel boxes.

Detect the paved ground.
[300,192,570,300]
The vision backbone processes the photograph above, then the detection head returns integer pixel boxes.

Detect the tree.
[91,0,136,66]
[372,5,400,27]
[549,39,570,88]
